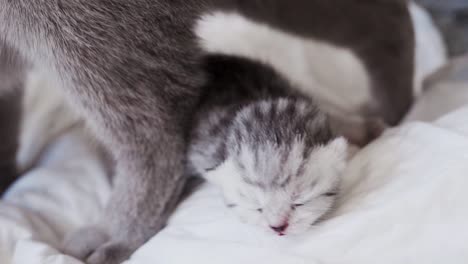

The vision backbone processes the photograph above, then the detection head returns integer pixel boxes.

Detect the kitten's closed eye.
[291,204,304,210]
[324,192,338,197]
[227,203,237,208]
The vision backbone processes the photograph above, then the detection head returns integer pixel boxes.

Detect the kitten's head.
[205,99,348,235]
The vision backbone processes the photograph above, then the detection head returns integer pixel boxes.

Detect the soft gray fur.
[0,1,414,263]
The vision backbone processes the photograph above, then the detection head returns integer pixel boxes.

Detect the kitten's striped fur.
[188,55,348,234]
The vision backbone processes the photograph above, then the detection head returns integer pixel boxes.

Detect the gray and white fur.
[416,0,468,56]
[0,1,414,263]
[189,55,348,235]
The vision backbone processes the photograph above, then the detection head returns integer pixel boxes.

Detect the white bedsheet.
[3,105,468,264]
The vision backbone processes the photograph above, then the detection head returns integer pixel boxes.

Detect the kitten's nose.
[270,223,289,234]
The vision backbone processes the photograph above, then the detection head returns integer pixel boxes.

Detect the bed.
[2,3,467,264]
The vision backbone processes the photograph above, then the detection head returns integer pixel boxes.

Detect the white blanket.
[3,104,468,264]
[145,108,468,264]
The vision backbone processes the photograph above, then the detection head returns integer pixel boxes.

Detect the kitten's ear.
[326,137,349,162]
[309,137,349,181]
[322,137,350,179]
[204,158,238,188]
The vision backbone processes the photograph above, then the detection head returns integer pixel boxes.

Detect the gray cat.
[416,0,468,56]
[189,55,348,235]
[0,1,414,263]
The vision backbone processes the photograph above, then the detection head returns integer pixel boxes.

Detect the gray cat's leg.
[0,42,24,195]
[0,2,203,263]
[57,46,202,263]
[61,80,200,264]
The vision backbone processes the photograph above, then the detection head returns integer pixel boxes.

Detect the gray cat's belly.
[195,12,373,121]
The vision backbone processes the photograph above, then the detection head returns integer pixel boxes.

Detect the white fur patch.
[195,12,372,116]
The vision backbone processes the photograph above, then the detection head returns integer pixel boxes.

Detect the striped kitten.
[188,55,348,235]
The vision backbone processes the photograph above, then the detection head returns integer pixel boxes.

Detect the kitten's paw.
[86,241,134,264]
[61,226,110,261]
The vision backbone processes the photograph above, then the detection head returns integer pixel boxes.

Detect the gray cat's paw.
[86,241,134,264]
[61,226,110,260]
[62,226,135,264]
